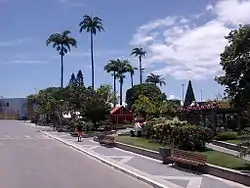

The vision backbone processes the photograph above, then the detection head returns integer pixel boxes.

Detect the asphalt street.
[0,120,152,188]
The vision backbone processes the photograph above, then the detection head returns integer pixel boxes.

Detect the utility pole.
[200,89,203,102]
[181,84,185,102]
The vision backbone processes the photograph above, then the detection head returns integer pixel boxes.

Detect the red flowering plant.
[177,102,219,112]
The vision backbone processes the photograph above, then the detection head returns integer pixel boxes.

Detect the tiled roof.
[110,107,121,114]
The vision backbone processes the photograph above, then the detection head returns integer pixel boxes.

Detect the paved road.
[0,120,152,188]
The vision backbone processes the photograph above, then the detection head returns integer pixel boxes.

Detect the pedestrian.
[75,124,83,142]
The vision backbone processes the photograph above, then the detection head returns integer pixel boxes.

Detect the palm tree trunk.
[131,73,134,87]
[60,54,64,88]
[119,78,123,106]
[113,71,116,94]
[139,57,142,84]
[90,32,95,89]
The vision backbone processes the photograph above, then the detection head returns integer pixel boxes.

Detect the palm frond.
[79,14,104,34]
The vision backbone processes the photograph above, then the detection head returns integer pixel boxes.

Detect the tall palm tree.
[145,73,166,86]
[46,30,77,88]
[131,47,147,84]
[127,65,137,87]
[104,60,118,95]
[79,15,104,89]
[115,59,131,105]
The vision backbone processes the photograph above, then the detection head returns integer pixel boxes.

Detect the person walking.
[75,124,83,142]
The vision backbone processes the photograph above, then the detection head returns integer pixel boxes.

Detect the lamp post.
[200,89,203,102]
[181,84,185,104]
[59,99,64,128]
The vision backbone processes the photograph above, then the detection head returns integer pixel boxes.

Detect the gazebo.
[110,106,133,125]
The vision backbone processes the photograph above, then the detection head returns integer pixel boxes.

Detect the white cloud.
[58,0,84,7]
[0,38,33,47]
[8,60,48,64]
[130,0,250,80]
[67,49,124,58]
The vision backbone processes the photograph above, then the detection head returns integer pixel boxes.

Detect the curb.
[40,131,169,188]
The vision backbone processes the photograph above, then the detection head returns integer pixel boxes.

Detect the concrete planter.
[159,147,172,164]
[212,140,248,153]
[83,130,116,138]
[114,142,250,186]
[115,142,161,160]
[93,136,99,142]
[203,164,250,186]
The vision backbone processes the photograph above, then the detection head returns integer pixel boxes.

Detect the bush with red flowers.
[177,102,219,112]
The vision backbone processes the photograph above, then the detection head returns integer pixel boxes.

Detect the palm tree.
[131,47,147,84]
[104,60,118,95]
[127,65,137,87]
[115,59,131,105]
[79,15,104,89]
[145,73,166,86]
[46,30,77,88]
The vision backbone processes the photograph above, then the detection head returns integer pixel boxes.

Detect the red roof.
[110,107,120,114]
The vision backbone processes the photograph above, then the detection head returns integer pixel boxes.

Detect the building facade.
[0,98,28,120]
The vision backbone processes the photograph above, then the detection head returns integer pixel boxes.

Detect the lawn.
[224,139,242,145]
[115,136,250,170]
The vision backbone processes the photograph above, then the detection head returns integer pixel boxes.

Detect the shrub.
[170,125,214,151]
[145,117,190,142]
[215,131,237,141]
[239,127,250,136]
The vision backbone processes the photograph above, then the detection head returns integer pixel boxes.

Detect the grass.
[115,136,250,170]
[115,136,167,151]
[224,139,242,145]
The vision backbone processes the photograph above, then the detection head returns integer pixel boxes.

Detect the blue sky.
[1,0,250,101]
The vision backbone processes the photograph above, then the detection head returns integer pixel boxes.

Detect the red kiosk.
[110,106,133,125]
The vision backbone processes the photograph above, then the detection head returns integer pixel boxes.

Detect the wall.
[0,98,28,119]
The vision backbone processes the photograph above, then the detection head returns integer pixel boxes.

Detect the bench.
[99,135,115,147]
[168,149,207,171]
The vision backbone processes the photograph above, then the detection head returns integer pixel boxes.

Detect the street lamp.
[59,99,64,128]
[181,84,185,103]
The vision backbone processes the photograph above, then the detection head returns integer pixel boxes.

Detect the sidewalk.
[42,131,247,188]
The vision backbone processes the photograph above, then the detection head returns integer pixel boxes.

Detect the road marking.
[24,135,32,139]
[158,176,202,188]
[89,145,100,150]
[106,156,134,164]
[88,139,166,163]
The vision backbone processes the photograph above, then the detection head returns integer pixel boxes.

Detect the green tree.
[46,30,77,88]
[132,95,174,119]
[104,60,118,95]
[76,69,84,86]
[69,73,77,86]
[216,25,250,109]
[132,95,156,119]
[81,89,111,130]
[79,15,104,89]
[145,73,166,86]
[64,84,86,113]
[97,84,117,106]
[126,83,166,109]
[31,87,66,126]
[131,47,146,84]
[183,80,196,107]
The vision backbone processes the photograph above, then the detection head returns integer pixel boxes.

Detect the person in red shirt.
[75,125,83,142]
